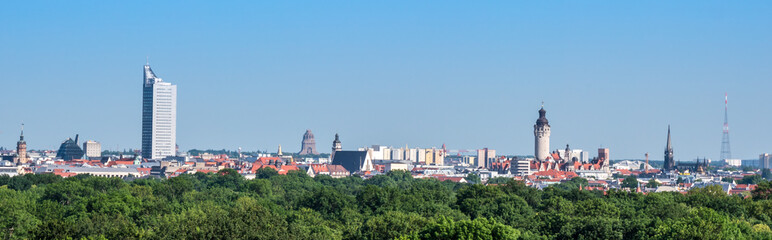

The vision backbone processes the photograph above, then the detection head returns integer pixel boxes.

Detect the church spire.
[19,123,24,141]
[664,125,675,171]
[666,125,672,151]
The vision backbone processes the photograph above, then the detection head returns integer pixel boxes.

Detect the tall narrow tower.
[16,123,29,164]
[534,105,551,161]
[141,63,177,160]
[331,133,342,161]
[720,93,732,161]
[664,126,675,171]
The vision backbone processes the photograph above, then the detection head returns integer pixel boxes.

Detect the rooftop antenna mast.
[720,93,732,161]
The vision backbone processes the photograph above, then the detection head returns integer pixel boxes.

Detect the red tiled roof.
[432,176,466,183]
[251,164,299,175]
[326,165,349,174]
[106,160,135,167]
[137,168,151,175]
[255,157,281,165]
[531,169,578,179]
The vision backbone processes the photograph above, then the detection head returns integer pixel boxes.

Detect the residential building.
[476,148,496,168]
[724,158,741,167]
[761,153,771,170]
[512,157,531,175]
[83,140,101,158]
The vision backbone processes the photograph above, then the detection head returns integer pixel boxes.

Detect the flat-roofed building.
[83,140,101,158]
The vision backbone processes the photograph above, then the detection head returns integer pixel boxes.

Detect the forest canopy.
[1,170,772,239]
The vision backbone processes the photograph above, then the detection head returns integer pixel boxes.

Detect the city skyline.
[1,1,771,159]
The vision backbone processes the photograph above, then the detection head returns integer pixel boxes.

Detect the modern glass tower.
[142,63,177,160]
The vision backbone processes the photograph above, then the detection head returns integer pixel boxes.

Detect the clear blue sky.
[1,1,771,160]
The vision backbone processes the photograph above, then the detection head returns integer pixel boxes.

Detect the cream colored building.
[83,140,101,158]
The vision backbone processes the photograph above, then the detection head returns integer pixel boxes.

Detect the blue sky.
[1,1,771,160]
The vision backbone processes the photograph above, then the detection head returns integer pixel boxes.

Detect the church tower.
[664,126,675,171]
[534,106,551,161]
[331,133,342,161]
[16,123,29,164]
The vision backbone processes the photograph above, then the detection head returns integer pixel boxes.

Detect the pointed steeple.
[19,123,24,142]
[664,125,675,171]
[666,125,672,151]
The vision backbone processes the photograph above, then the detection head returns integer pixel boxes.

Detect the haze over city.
[2,1,771,160]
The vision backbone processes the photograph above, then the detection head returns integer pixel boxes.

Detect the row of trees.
[1,170,772,239]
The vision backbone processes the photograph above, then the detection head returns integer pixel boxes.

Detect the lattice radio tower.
[720,93,732,161]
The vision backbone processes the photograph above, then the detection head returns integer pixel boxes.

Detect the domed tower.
[298,129,319,155]
[534,106,551,161]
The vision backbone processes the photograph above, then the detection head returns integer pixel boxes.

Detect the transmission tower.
[720,93,732,161]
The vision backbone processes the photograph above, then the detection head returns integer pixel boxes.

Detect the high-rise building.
[15,124,29,164]
[476,148,496,168]
[664,126,675,171]
[597,148,610,162]
[298,130,319,155]
[534,106,551,161]
[424,148,444,165]
[83,140,101,158]
[760,153,771,170]
[141,63,177,160]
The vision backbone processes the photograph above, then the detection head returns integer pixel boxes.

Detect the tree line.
[1,170,772,239]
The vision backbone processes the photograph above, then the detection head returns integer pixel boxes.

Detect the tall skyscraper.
[298,129,319,155]
[142,63,177,160]
[534,106,551,161]
[664,126,675,171]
